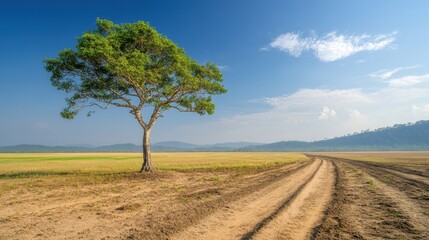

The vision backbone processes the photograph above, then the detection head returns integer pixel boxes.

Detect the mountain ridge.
[0,142,264,152]
[242,120,429,151]
[1,120,429,152]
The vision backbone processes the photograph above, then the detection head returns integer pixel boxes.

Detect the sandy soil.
[1,155,428,240]
[172,158,332,240]
[0,160,313,240]
[382,167,429,185]
[253,159,335,240]
[313,156,429,240]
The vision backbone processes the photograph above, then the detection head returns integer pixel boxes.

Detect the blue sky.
[1,0,429,146]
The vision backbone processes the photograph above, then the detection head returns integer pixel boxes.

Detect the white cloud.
[270,33,312,57]
[388,74,429,87]
[369,65,421,80]
[319,107,336,120]
[370,69,400,80]
[165,70,429,144]
[268,31,396,62]
[174,84,429,143]
[264,88,374,109]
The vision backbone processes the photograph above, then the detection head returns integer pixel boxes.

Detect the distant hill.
[1,121,429,152]
[152,141,199,149]
[150,141,263,151]
[0,142,263,153]
[243,120,429,151]
[0,144,89,152]
[94,143,141,152]
[243,141,311,151]
[209,142,264,148]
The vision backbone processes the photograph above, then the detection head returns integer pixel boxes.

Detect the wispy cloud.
[264,88,374,109]
[388,74,429,87]
[267,31,397,62]
[369,65,421,80]
[176,83,429,143]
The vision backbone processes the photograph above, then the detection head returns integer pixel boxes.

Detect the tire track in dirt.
[314,156,428,240]
[348,160,428,178]
[366,173,429,238]
[171,159,325,240]
[252,159,335,240]
[349,160,429,190]
[382,168,429,185]
[340,159,429,238]
[127,159,315,239]
[337,158,429,209]
[310,159,366,240]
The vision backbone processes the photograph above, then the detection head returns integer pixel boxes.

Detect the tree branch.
[170,105,196,113]
[133,109,147,129]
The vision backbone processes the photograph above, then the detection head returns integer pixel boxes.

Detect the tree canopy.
[45,18,227,130]
[45,19,227,172]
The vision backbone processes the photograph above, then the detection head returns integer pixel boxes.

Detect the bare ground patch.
[253,159,335,240]
[2,153,428,240]
[0,159,312,240]
[313,156,428,240]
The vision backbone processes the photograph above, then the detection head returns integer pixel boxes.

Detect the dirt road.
[1,155,428,239]
[313,156,429,240]
[172,158,335,240]
[171,156,428,240]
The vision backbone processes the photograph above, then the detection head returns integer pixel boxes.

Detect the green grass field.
[0,152,307,178]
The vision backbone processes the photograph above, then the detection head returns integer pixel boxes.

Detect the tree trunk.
[140,129,154,172]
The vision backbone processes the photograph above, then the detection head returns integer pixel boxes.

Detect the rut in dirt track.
[339,158,429,190]
[313,156,429,240]
[172,158,336,240]
[331,157,429,210]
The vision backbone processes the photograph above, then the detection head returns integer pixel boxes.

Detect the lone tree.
[44,19,227,172]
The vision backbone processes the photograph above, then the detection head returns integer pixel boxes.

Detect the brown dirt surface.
[253,159,335,240]
[1,153,428,240]
[172,158,332,240]
[0,159,313,240]
[313,155,429,240]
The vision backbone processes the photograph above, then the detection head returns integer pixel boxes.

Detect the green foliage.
[44,18,226,128]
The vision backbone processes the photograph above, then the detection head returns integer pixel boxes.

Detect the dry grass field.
[0,152,306,176]
[0,152,428,240]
